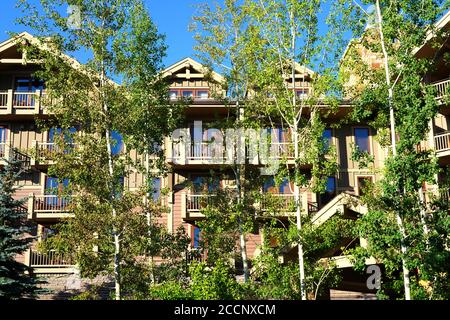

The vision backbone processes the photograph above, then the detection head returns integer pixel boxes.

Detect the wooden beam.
[0,58,24,64]
[174,73,205,79]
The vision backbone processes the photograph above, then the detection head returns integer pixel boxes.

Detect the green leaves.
[0,159,39,299]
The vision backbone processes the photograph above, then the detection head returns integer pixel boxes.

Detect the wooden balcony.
[260,193,296,215]
[181,192,315,220]
[185,248,206,264]
[24,249,76,274]
[31,141,78,166]
[416,131,450,159]
[167,140,298,167]
[319,255,377,269]
[0,89,48,115]
[0,142,32,168]
[434,131,450,158]
[431,78,450,103]
[182,194,214,220]
[28,194,74,220]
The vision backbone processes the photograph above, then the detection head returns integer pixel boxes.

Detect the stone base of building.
[35,273,114,300]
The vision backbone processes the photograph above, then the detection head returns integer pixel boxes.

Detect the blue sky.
[0,0,360,75]
[0,0,204,67]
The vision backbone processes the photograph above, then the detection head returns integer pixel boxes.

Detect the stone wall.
[35,273,114,300]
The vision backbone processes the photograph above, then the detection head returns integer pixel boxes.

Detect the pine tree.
[0,159,38,299]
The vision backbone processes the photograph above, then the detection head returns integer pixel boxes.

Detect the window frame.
[169,88,210,100]
[0,125,8,142]
[353,127,372,154]
[319,176,337,206]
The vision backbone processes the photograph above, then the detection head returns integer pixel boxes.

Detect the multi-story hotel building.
[1,10,450,299]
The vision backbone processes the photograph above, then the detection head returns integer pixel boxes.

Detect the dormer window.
[295,88,309,99]
[169,90,178,99]
[197,90,209,99]
[169,89,210,99]
[182,90,194,98]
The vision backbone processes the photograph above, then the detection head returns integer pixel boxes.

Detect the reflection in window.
[263,176,290,194]
[295,88,309,99]
[14,78,45,92]
[0,127,6,141]
[322,129,332,152]
[44,177,70,206]
[169,90,178,99]
[193,226,201,248]
[191,175,219,193]
[182,91,194,98]
[111,131,124,155]
[355,128,370,153]
[45,177,69,195]
[197,90,209,99]
[320,176,336,206]
[151,177,161,202]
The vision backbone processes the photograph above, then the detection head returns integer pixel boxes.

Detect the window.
[295,88,309,99]
[320,176,336,206]
[197,90,209,99]
[0,127,6,157]
[49,127,77,142]
[48,127,61,144]
[322,129,333,152]
[182,90,194,98]
[0,127,6,142]
[354,128,370,153]
[192,226,201,248]
[14,77,45,92]
[111,131,124,155]
[169,90,178,99]
[45,177,69,206]
[151,178,161,202]
[263,176,290,194]
[42,226,57,240]
[45,177,69,195]
[279,178,291,194]
[191,175,219,193]
[263,176,276,193]
[13,78,44,107]
[48,127,77,153]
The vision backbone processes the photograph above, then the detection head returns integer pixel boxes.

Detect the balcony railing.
[261,194,296,212]
[171,140,296,164]
[431,78,450,101]
[270,142,295,159]
[32,195,73,213]
[36,142,58,160]
[434,131,450,153]
[0,143,32,168]
[13,92,36,108]
[189,142,224,160]
[186,248,205,264]
[34,141,78,162]
[186,194,215,212]
[0,89,46,114]
[0,91,7,107]
[29,249,73,267]
[28,194,74,219]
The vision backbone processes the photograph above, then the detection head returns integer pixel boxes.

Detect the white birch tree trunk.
[375,0,411,300]
[294,127,307,300]
[100,58,121,300]
[145,151,155,283]
[236,103,249,282]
